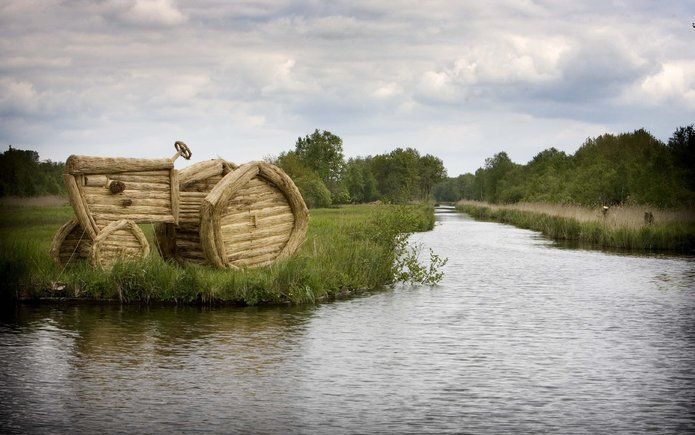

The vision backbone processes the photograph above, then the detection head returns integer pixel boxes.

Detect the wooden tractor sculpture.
[51,142,309,270]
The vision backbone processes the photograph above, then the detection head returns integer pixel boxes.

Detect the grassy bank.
[0,204,438,305]
[456,200,695,253]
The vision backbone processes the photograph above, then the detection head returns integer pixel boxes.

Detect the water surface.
[2,207,694,433]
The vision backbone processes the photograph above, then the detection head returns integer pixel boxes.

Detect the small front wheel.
[90,220,150,269]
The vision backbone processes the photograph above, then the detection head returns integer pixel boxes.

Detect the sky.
[1,0,694,176]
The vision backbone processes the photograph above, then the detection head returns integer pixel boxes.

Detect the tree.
[342,157,378,203]
[294,129,344,188]
[481,151,517,203]
[292,173,332,208]
[0,146,65,197]
[668,124,695,190]
[418,154,446,199]
[371,148,422,203]
[275,151,332,208]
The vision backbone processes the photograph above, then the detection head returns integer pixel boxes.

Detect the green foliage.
[433,174,476,202]
[456,203,695,253]
[342,157,378,203]
[371,148,420,202]
[395,247,448,285]
[434,127,695,207]
[275,151,332,208]
[418,154,447,199]
[668,124,695,190]
[481,152,518,203]
[274,130,447,206]
[370,148,446,203]
[0,146,65,197]
[294,173,332,208]
[294,129,345,188]
[0,204,444,304]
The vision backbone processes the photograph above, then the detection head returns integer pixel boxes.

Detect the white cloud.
[416,34,569,103]
[0,0,692,174]
[120,0,187,26]
[0,78,40,115]
[638,61,695,108]
[261,58,319,94]
[157,74,211,103]
[373,82,403,99]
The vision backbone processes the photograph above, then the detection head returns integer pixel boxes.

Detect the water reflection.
[1,209,694,433]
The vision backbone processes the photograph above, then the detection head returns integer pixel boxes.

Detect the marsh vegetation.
[0,204,440,305]
[456,200,694,252]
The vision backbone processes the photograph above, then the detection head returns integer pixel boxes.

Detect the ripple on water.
[1,209,694,433]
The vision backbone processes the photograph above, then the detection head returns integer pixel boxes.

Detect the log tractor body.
[51,143,308,270]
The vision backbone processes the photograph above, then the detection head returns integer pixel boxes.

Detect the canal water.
[1,207,694,433]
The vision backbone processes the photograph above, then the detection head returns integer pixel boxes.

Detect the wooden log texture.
[66,155,173,174]
[90,219,150,269]
[199,161,308,269]
[64,174,98,240]
[83,175,108,187]
[179,159,236,187]
[255,163,309,262]
[152,159,234,265]
[170,169,179,225]
[81,170,174,227]
[49,219,92,267]
[220,181,294,267]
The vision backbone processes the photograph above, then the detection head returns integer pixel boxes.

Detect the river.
[1,207,694,434]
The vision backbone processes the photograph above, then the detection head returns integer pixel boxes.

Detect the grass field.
[0,204,437,305]
[456,200,695,253]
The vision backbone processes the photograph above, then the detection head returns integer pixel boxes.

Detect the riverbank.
[456,200,695,253]
[0,204,438,305]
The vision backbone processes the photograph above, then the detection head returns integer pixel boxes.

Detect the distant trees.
[10,124,691,209]
[294,129,345,189]
[668,124,695,190]
[480,152,518,203]
[1,130,447,208]
[274,151,332,208]
[276,129,346,207]
[433,173,475,202]
[0,147,65,197]
[274,130,446,207]
[342,157,378,203]
[418,154,447,200]
[433,126,695,208]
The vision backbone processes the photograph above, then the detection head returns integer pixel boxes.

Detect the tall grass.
[456,200,695,253]
[0,204,439,305]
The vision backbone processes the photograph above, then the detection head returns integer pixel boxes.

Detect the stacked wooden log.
[156,160,308,269]
[51,144,308,270]
[199,161,309,269]
[53,155,177,269]
[155,159,236,265]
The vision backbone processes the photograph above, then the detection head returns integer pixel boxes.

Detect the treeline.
[0,132,446,207]
[0,147,65,197]
[434,126,695,208]
[273,129,446,207]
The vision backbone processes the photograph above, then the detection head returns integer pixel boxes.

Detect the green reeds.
[456,202,695,253]
[0,204,439,304]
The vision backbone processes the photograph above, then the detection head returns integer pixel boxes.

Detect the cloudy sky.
[1,0,693,175]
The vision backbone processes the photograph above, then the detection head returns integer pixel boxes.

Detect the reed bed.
[456,200,695,253]
[0,204,438,305]
[457,200,695,229]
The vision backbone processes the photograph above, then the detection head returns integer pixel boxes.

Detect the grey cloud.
[0,0,693,175]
